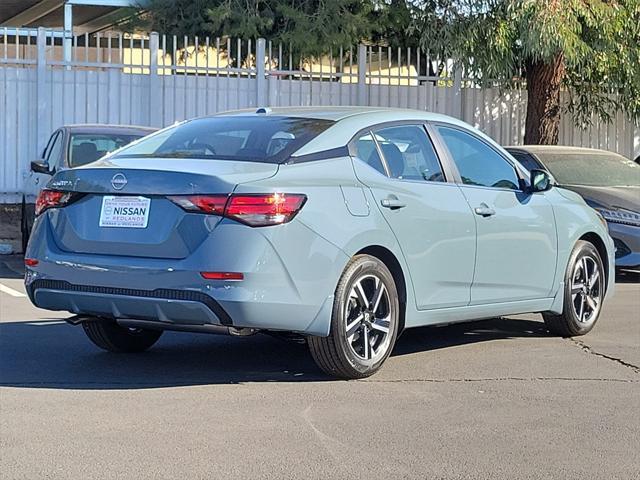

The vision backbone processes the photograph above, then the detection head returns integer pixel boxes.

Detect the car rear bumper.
[609,222,640,269]
[25,215,348,336]
[27,280,232,326]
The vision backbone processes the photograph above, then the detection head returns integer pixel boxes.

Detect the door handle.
[380,196,406,210]
[474,203,496,217]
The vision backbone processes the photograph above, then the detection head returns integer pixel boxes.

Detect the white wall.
[1,41,638,201]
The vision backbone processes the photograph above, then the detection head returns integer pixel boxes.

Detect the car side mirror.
[530,169,553,193]
[30,160,51,175]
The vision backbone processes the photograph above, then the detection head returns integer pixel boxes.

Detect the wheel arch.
[579,232,610,292]
[356,245,408,334]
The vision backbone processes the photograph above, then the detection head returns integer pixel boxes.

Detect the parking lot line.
[25,321,67,326]
[0,283,27,298]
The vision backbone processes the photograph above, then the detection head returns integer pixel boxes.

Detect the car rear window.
[112,116,334,163]
[69,133,144,167]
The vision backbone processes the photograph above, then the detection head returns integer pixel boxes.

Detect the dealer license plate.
[99,196,150,228]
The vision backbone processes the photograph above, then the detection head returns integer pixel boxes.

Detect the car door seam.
[456,185,479,306]
[546,197,561,298]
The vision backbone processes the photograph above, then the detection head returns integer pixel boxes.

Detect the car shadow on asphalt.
[616,270,640,283]
[0,316,552,389]
[392,316,552,356]
[0,255,23,279]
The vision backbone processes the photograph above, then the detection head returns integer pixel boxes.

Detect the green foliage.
[134,0,375,57]
[412,0,640,125]
[369,0,421,49]
[134,0,639,126]
[563,0,640,124]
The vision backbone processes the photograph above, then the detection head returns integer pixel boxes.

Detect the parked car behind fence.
[21,124,157,252]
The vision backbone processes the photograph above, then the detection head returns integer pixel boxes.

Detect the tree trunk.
[524,54,565,145]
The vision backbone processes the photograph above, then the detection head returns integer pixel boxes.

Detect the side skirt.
[405,297,556,329]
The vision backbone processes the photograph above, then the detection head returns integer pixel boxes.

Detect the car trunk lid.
[45,158,278,259]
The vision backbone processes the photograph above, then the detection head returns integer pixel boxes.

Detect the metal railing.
[0,28,638,200]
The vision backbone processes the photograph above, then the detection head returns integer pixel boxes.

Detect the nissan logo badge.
[111,173,127,190]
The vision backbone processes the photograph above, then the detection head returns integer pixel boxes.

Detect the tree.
[133,0,639,144]
[413,0,640,144]
[133,0,374,59]
[370,0,421,49]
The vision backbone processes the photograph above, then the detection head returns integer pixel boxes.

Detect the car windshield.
[535,151,640,187]
[69,133,145,167]
[112,116,334,163]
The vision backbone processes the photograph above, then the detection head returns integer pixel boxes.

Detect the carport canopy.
[0,0,143,35]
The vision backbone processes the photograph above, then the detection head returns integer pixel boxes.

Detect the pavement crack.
[566,337,640,374]
[300,405,345,465]
[2,377,638,388]
[361,377,638,384]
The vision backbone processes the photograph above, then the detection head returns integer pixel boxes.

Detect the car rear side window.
[113,116,334,164]
[353,132,387,175]
[437,126,520,190]
[375,125,445,182]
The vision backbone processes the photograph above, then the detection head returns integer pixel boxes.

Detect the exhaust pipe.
[65,315,99,325]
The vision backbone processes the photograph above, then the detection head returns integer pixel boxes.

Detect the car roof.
[504,145,619,156]
[216,106,477,157]
[216,106,459,123]
[63,124,158,135]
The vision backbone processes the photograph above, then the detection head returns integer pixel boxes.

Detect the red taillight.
[200,272,244,281]
[35,189,80,216]
[167,195,228,215]
[169,193,306,227]
[226,194,306,227]
[24,258,39,267]
[35,190,65,216]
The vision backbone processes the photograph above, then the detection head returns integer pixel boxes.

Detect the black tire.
[20,196,29,254]
[308,254,400,379]
[543,240,605,337]
[82,319,163,353]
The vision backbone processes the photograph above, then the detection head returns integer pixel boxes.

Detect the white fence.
[1,28,638,201]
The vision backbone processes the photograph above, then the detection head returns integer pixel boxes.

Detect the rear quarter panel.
[234,157,405,257]
[234,156,416,322]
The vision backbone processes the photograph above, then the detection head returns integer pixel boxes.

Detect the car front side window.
[46,132,64,172]
[509,151,542,172]
[437,126,520,190]
[41,132,57,160]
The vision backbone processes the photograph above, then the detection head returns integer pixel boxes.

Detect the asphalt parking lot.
[0,255,638,480]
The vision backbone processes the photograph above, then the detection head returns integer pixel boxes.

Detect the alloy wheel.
[344,274,392,361]
[571,255,602,323]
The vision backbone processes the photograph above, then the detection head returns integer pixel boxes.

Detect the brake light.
[35,190,81,216]
[226,194,306,226]
[200,272,244,280]
[169,193,306,227]
[168,195,227,215]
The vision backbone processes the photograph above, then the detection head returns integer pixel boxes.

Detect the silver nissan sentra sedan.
[25,107,615,379]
